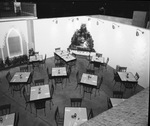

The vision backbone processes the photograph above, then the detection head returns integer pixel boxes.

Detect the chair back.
[70,98,82,107]
[55,48,61,52]
[96,53,102,57]
[119,67,127,72]
[86,69,95,75]
[113,91,124,98]
[34,79,44,86]
[54,78,63,84]
[34,100,46,110]
[135,72,140,80]
[0,104,11,115]
[50,84,54,98]
[107,98,113,109]
[93,62,101,69]
[6,71,12,83]
[12,84,23,91]
[20,66,28,72]
[88,108,94,120]
[83,86,93,94]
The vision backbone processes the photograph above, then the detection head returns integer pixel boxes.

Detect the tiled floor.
[0,56,144,126]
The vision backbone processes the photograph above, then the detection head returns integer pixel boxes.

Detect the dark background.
[2,0,150,18]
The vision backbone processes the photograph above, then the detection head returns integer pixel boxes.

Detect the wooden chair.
[6,71,12,93]
[11,84,24,97]
[34,100,46,116]
[49,84,54,109]
[88,108,94,120]
[34,79,44,86]
[83,85,93,100]
[0,104,11,115]
[86,68,95,75]
[54,106,64,126]
[107,97,113,109]
[95,76,103,96]
[54,77,63,90]
[86,54,92,68]
[22,87,32,113]
[14,112,19,126]
[70,98,82,107]
[101,57,109,71]
[20,66,28,72]
[113,91,124,98]
[93,62,101,70]
[40,54,47,68]
[47,67,53,84]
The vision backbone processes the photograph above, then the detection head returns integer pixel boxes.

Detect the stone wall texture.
[81,87,149,126]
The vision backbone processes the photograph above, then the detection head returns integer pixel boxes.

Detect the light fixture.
[136,29,144,36]
[112,23,119,29]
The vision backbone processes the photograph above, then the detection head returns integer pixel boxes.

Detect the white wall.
[33,16,149,88]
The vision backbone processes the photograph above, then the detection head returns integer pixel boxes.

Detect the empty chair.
[49,84,54,110]
[6,71,12,92]
[34,79,45,86]
[70,98,82,107]
[54,106,64,126]
[14,112,19,126]
[113,91,124,98]
[134,72,140,81]
[88,108,94,120]
[34,100,46,116]
[86,54,92,68]
[54,77,63,89]
[123,82,136,93]
[86,68,95,75]
[47,67,53,84]
[40,54,47,68]
[93,62,101,70]
[101,57,109,71]
[96,53,102,57]
[119,67,127,72]
[22,87,32,113]
[0,104,11,115]
[83,85,93,99]
[32,62,40,71]
[11,84,24,97]
[107,97,113,109]
[95,76,103,96]
[20,66,28,72]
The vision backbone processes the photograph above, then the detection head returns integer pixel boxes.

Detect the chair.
[123,82,136,93]
[107,97,113,109]
[101,57,109,71]
[0,104,11,115]
[95,76,103,96]
[6,71,12,93]
[54,106,64,126]
[47,67,53,84]
[83,85,93,99]
[40,54,47,68]
[119,67,127,72]
[14,112,19,126]
[86,68,95,75]
[93,62,101,70]
[96,53,102,57]
[75,71,81,92]
[34,79,45,86]
[34,100,46,116]
[86,54,92,68]
[11,83,24,97]
[54,77,63,89]
[88,108,94,120]
[70,98,82,107]
[22,87,32,113]
[113,91,124,98]
[134,72,140,81]
[49,84,54,109]
[20,66,28,72]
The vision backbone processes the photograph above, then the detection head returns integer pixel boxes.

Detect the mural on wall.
[69,24,95,52]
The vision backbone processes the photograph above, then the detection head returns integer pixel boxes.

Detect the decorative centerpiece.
[69,24,95,52]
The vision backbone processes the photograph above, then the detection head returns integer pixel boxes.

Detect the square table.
[30,84,50,102]
[52,67,67,77]
[91,55,105,63]
[0,113,15,126]
[64,107,87,126]
[29,55,43,62]
[80,73,98,86]
[110,98,125,107]
[55,50,69,57]
[10,72,31,84]
[61,55,76,63]
[117,72,137,82]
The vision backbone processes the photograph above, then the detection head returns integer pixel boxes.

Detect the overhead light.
[136,29,144,36]
[112,23,119,29]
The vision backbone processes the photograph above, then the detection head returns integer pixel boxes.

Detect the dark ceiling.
[4,0,150,18]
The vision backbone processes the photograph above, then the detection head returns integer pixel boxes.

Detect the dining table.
[0,113,15,126]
